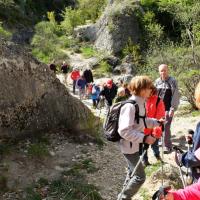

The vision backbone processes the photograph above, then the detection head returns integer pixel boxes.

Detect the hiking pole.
[118,148,147,200]
[161,124,165,187]
[173,146,186,188]
[185,129,194,185]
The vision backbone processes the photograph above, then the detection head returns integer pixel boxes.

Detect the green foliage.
[31,12,68,63]
[61,0,106,35]
[94,61,112,78]
[179,69,200,109]
[27,143,49,158]
[122,38,142,66]
[139,188,151,200]
[145,162,161,177]
[80,45,97,58]
[0,22,11,40]
[49,179,102,200]
[25,187,42,200]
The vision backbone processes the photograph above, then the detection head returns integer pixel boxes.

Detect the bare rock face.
[75,0,140,54]
[0,41,95,138]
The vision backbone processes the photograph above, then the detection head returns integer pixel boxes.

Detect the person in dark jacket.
[155,64,180,154]
[83,68,93,84]
[49,62,57,73]
[61,61,69,86]
[99,79,118,109]
[76,75,87,100]
[175,81,200,183]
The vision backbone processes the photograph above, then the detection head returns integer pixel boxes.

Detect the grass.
[49,179,102,200]
[80,45,97,58]
[145,162,162,177]
[93,61,113,77]
[175,104,200,117]
[139,187,151,200]
[64,158,98,175]
[27,143,49,158]
[24,158,102,200]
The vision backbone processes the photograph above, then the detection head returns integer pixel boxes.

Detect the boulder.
[113,62,135,75]
[103,55,120,68]
[0,41,96,138]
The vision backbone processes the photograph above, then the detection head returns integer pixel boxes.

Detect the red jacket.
[170,178,200,200]
[144,95,165,138]
[70,70,80,81]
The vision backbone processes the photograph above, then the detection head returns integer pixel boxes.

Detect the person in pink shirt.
[162,178,200,200]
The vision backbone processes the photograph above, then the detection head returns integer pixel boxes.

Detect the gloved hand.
[174,151,183,167]
[152,127,162,139]
[185,129,194,145]
[152,185,171,200]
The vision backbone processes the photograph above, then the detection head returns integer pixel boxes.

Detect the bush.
[0,22,12,40]
[80,45,97,58]
[179,70,200,109]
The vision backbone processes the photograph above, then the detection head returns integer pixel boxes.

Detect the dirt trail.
[1,76,199,200]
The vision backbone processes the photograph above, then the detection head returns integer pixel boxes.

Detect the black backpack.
[103,100,140,142]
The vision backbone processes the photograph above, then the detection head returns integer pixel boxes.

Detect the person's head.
[128,76,153,98]
[159,64,169,80]
[195,81,200,109]
[117,87,125,97]
[106,79,113,89]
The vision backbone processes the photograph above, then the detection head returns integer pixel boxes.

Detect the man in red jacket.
[70,68,80,94]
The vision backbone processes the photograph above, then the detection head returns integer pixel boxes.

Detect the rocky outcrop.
[0,41,96,138]
[74,0,140,54]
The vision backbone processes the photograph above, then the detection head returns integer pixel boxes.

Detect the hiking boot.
[142,160,151,167]
[163,147,172,154]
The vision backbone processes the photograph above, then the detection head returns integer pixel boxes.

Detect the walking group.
[50,61,200,199]
[102,64,200,200]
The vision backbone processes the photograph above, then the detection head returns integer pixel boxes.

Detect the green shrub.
[179,69,200,109]
[27,143,49,158]
[0,22,12,40]
[80,45,97,58]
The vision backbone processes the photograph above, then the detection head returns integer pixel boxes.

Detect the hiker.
[91,82,101,108]
[154,178,200,200]
[122,83,131,98]
[61,61,69,86]
[175,81,200,183]
[114,87,128,103]
[155,64,180,154]
[142,86,165,167]
[76,75,87,100]
[99,79,118,110]
[117,76,164,200]
[70,67,80,94]
[83,66,93,84]
[49,62,57,73]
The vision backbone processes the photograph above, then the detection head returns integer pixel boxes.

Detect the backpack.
[103,100,140,142]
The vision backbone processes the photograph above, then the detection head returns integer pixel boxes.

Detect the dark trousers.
[73,80,77,94]
[142,139,160,161]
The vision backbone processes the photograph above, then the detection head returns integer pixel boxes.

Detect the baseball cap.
[107,79,113,86]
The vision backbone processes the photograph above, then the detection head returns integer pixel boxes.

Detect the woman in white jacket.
[117,76,163,200]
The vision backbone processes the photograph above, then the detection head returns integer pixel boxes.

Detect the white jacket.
[118,95,159,154]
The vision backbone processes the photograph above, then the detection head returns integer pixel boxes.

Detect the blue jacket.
[76,78,87,89]
[91,85,100,100]
[182,122,200,181]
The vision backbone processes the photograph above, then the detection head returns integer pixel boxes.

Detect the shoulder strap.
[122,100,140,124]
[156,96,161,108]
